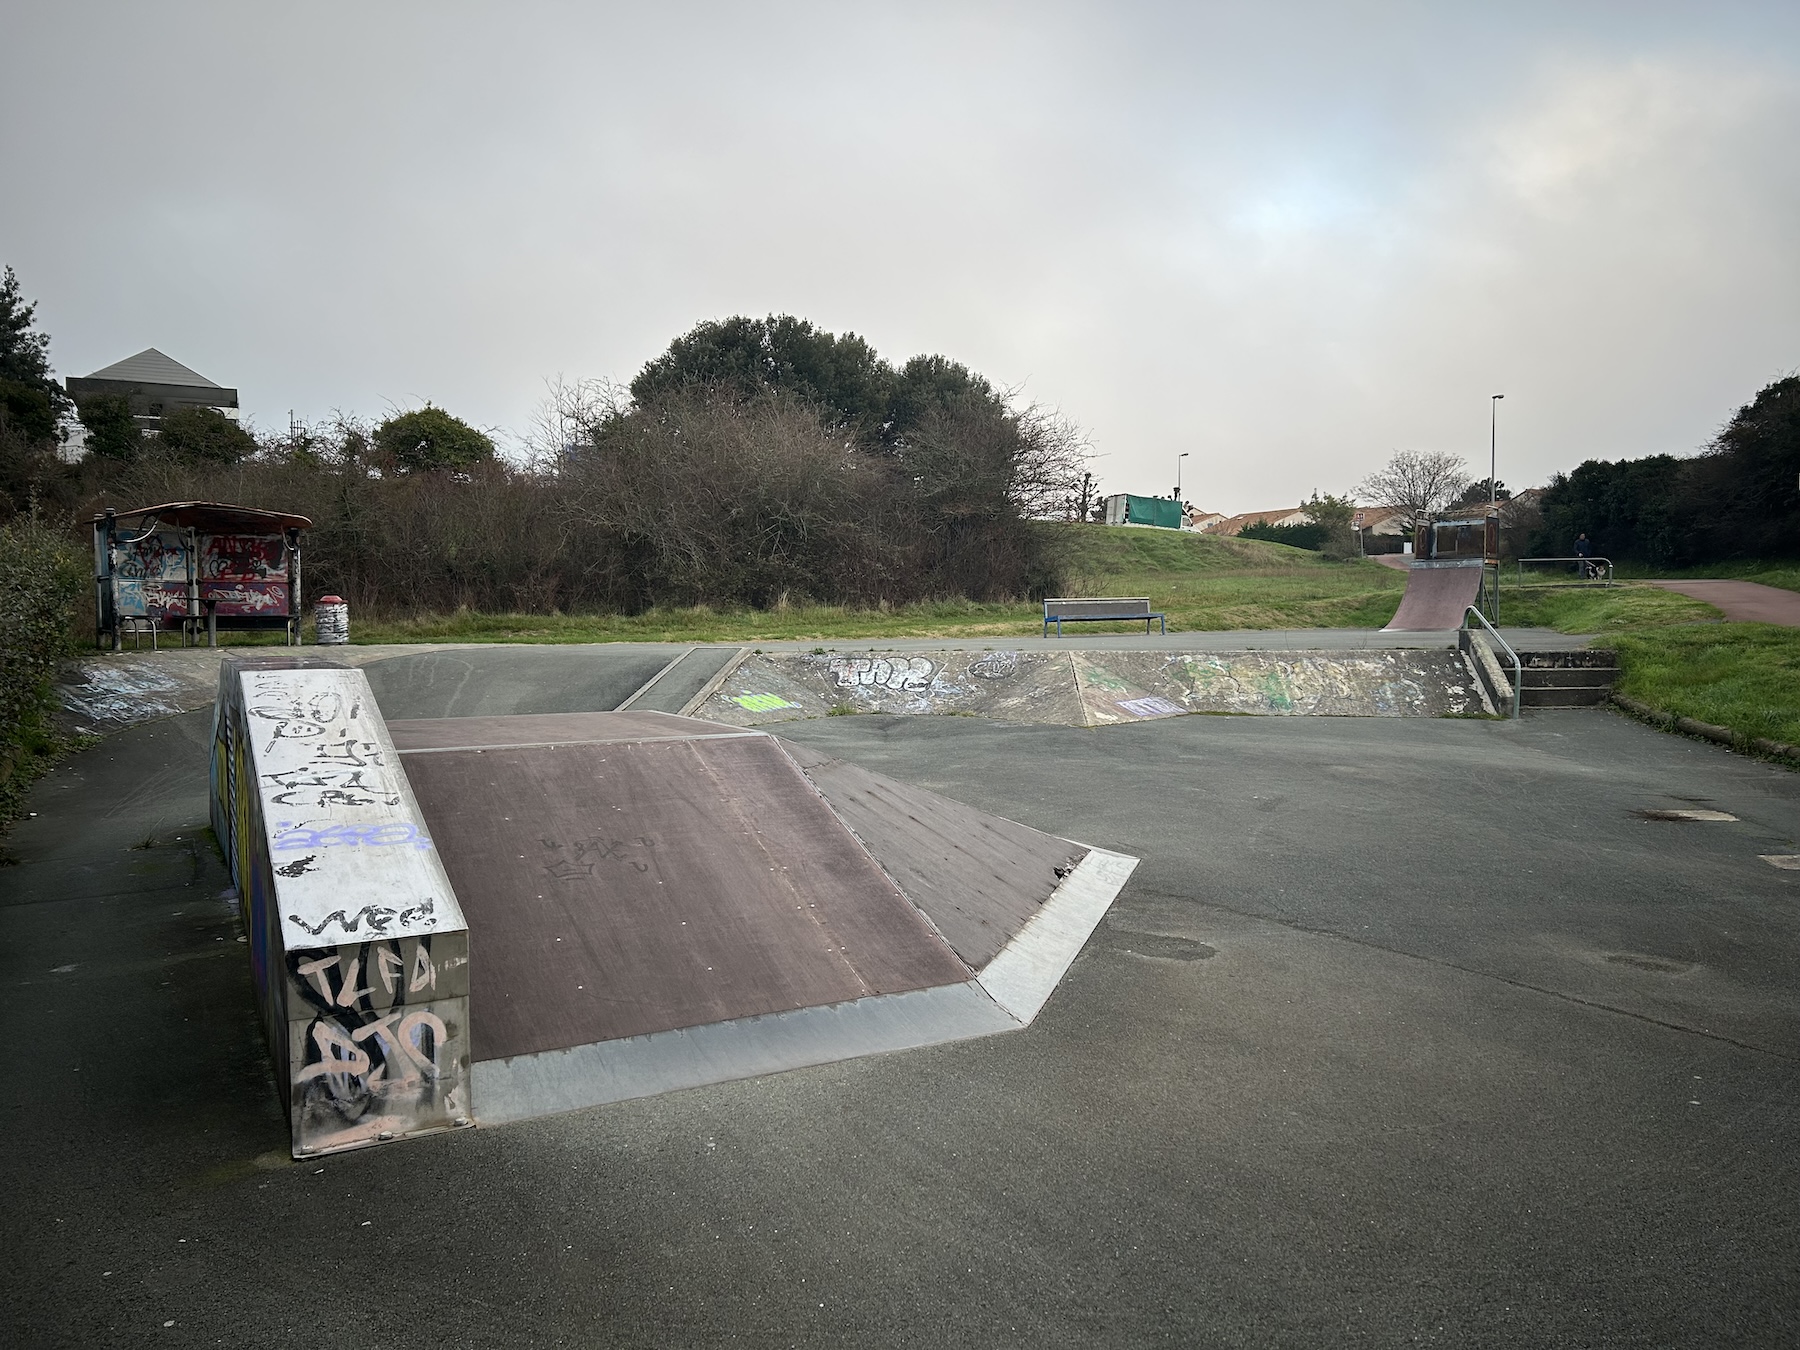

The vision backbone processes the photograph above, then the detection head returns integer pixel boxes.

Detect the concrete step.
[1522,667,1621,689]
[1523,685,1613,708]
[1518,650,1620,670]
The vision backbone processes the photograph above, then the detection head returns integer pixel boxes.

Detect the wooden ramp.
[387,711,1137,1125]
[1382,559,1487,632]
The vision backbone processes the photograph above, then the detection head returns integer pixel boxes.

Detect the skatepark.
[5,609,1799,1348]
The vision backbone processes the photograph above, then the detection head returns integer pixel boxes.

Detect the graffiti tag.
[286,895,440,938]
[272,821,431,850]
[968,651,1019,680]
[827,656,935,692]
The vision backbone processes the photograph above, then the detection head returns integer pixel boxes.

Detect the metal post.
[184,526,199,647]
[1490,394,1504,505]
[286,528,302,645]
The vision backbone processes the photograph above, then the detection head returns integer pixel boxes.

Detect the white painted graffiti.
[968,651,1019,680]
[827,656,935,692]
[296,1009,448,1085]
[294,942,444,1006]
[1116,696,1183,718]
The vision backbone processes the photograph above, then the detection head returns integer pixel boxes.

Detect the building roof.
[82,348,224,389]
[95,501,312,533]
[1207,508,1311,535]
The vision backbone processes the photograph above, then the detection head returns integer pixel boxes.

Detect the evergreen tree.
[0,266,68,442]
[373,405,495,473]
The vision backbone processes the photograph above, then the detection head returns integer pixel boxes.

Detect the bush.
[77,393,143,462]
[568,390,903,610]
[0,512,84,825]
[373,405,495,473]
[157,405,256,464]
[1240,519,1326,550]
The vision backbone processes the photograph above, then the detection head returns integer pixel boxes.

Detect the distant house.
[1185,507,1227,532]
[1352,505,1408,536]
[1204,508,1312,536]
[65,348,239,440]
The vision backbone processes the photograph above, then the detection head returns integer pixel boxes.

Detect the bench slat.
[1044,598,1154,618]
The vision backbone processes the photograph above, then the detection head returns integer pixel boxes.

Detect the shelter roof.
[96,501,312,533]
[81,348,224,389]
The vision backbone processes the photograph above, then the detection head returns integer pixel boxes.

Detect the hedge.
[0,513,84,825]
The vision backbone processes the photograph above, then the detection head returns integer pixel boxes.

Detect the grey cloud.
[2,2,1795,510]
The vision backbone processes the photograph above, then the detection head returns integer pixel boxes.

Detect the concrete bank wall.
[211,660,473,1155]
[692,649,1495,728]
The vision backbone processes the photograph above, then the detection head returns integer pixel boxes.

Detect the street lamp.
[1490,395,1504,505]
[1176,452,1189,501]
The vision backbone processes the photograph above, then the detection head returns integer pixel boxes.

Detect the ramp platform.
[213,661,1137,1151]
[1381,559,1488,632]
[387,710,1135,1125]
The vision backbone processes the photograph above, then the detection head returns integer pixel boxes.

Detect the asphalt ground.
[4,644,1797,1348]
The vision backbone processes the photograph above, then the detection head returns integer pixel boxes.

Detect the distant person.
[1574,532,1595,578]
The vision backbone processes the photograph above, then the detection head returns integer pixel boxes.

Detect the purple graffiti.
[272,821,432,851]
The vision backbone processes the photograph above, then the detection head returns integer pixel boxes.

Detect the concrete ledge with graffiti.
[695,648,1495,728]
[211,659,473,1156]
[56,644,495,736]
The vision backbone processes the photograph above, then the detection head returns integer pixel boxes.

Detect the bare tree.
[1354,450,1471,533]
[519,374,631,471]
[1008,402,1095,519]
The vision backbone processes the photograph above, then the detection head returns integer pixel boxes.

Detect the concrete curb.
[1610,691,1800,767]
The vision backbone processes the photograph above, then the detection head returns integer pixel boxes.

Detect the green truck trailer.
[1102,494,1184,529]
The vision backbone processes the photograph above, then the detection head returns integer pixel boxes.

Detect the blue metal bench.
[1043,597,1167,637]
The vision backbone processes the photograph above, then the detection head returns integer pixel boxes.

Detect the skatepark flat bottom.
[386,710,1134,1122]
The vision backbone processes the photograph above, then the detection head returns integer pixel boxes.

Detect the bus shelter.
[93,502,312,649]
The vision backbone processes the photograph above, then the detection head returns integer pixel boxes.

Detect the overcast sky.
[4,1,1796,511]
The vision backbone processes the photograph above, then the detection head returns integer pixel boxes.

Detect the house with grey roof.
[65,348,239,440]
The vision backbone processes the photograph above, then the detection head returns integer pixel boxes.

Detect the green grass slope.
[345,524,1409,644]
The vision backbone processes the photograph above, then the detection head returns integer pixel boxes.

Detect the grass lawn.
[1609,624,1800,749]
[347,525,1414,645]
[1495,583,1715,633]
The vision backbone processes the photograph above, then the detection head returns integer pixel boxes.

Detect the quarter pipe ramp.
[1382,559,1487,632]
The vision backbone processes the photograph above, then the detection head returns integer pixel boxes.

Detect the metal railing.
[1516,556,1614,585]
[1462,605,1522,719]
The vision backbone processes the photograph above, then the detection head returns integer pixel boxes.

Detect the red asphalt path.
[1371,561,1800,627]
[1644,579,1800,626]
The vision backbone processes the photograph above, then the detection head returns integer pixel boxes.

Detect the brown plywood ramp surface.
[388,709,746,750]
[787,743,1087,968]
[402,732,971,1060]
[1382,560,1486,632]
[393,710,1137,1126]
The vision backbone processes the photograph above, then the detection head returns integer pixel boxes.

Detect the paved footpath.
[1646,579,1800,626]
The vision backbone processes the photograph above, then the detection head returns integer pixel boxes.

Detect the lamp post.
[1490,395,1504,505]
[1175,451,1189,502]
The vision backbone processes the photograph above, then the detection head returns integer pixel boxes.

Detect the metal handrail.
[1462,605,1521,719]
[1516,556,1614,585]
